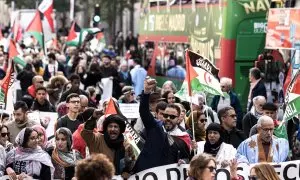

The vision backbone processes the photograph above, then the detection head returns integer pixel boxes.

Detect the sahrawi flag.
[26,10,44,49]
[175,50,223,101]
[0,40,17,107]
[66,21,81,47]
[38,0,54,33]
[282,69,300,121]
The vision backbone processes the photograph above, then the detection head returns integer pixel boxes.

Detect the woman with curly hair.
[75,154,115,180]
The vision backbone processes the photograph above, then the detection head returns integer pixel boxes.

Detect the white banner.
[119,103,140,119]
[111,160,300,180]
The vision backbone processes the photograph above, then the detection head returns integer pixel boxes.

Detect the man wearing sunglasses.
[237,115,289,164]
[218,106,245,149]
[133,78,191,173]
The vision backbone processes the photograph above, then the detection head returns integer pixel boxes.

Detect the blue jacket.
[133,92,190,173]
[211,91,243,126]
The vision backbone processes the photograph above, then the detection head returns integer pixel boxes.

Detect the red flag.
[26,11,44,49]
[185,50,198,96]
[9,40,19,60]
[26,11,43,33]
[105,98,118,116]
[38,0,55,32]
[67,22,77,41]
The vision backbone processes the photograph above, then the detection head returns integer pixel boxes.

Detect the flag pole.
[204,94,209,121]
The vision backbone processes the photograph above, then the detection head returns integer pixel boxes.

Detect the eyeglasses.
[248,176,258,180]
[228,114,237,118]
[198,118,207,123]
[1,132,9,137]
[70,100,80,104]
[37,133,44,137]
[37,81,44,84]
[163,113,178,120]
[262,128,274,132]
[206,166,216,173]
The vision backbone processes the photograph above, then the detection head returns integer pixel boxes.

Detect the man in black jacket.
[133,78,191,173]
[31,87,55,112]
[248,67,267,111]
[218,106,245,148]
[43,53,66,81]
[59,74,89,103]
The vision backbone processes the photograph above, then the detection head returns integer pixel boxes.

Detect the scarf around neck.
[204,140,223,157]
[104,132,125,175]
[52,148,82,167]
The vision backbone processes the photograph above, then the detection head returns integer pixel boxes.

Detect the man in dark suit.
[247,67,267,111]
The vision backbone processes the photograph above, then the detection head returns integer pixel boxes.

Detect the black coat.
[43,62,66,81]
[31,99,56,112]
[242,112,258,138]
[133,93,190,173]
[222,127,246,149]
[248,80,267,111]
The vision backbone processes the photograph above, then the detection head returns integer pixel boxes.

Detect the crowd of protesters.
[0,28,296,180]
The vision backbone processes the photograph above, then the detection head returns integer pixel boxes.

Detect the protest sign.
[27,111,58,139]
[39,112,58,138]
[101,77,113,101]
[266,8,300,49]
[111,160,300,180]
[119,103,140,119]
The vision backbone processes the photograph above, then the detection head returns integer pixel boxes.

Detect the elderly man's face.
[258,120,274,143]
[254,99,266,114]
[220,83,230,93]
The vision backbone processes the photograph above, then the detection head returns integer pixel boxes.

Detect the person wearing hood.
[81,111,135,175]
[5,127,54,180]
[6,101,39,146]
[242,96,266,137]
[49,127,82,180]
[133,78,191,173]
[195,123,236,168]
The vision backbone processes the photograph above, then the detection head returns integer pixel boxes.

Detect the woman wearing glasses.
[195,123,237,168]
[187,153,216,180]
[0,124,13,153]
[5,127,54,180]
[32,125,53,151]
[186,111,206,142]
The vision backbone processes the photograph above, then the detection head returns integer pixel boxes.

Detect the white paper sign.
[101,77,113,101]
[39,112,58,138]
[119,103,140,119]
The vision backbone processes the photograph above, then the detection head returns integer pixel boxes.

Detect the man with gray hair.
[237,115,289,164]
[242,96,266,137]
[211,77,243,129]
